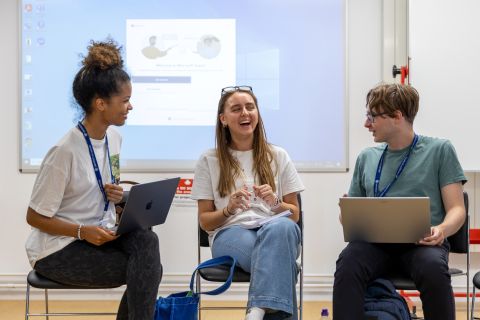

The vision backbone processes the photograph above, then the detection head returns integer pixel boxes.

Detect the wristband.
[77,224,84,240]
[222,207,230,218]
[271,194,282,210]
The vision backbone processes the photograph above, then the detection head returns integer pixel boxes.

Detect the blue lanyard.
[77,122,114,212]
[374,134,419,197]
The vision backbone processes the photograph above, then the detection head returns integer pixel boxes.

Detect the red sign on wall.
[176,178,193,195]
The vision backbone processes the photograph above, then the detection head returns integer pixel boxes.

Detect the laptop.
[114,177,180,235]
[339,197,431,243]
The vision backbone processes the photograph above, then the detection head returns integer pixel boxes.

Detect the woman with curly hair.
[25,39,161,320]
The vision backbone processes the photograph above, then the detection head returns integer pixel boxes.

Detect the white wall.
[0,0,478,301]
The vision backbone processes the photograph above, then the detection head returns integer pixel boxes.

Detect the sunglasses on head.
[221,85,253,95]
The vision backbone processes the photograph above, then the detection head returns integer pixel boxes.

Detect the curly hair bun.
[82,39,124,70]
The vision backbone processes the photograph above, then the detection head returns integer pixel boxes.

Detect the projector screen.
[20,0,347,172]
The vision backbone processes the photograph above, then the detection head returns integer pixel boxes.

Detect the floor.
[1,300,476,319]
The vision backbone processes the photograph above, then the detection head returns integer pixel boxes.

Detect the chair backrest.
[199,193,304,248]
[447,191,469,254]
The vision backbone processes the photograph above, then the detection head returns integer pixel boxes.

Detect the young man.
[333,83,466,320]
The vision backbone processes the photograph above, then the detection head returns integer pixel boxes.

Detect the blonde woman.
[191,86,304,320]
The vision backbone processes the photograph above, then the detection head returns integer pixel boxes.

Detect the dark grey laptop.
[339,197,431,243]
[115,177,180,235]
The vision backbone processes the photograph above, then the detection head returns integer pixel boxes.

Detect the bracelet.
[271,194,282,211]
[226,205,234,216]
[222,207,229,217]
[77,224,84,240]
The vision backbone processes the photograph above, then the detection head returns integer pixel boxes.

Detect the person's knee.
[262,218,300,241]
[132,229,159,246]
[334,244,369,279]
[414,259,450,287]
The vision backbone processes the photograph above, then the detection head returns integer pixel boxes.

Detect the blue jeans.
[212,218,301,320]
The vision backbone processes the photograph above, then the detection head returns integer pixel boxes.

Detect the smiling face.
[219,91,259,147]
[99,81,133,127]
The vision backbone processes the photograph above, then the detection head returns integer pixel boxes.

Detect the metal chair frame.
[471,271,480,320]
[25,270,120,319]
[196,193,304,320]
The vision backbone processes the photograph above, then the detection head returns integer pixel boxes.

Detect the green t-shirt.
[349,135,466,226]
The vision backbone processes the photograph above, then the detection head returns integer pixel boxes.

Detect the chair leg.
[299,267,303,320]
[44,289,49,320]
[25,283,30,320]
[472,286,476,320]
[197,275,202,320]
[468,269,470,320]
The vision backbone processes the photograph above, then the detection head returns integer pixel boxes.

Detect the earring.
[222,122,227,128]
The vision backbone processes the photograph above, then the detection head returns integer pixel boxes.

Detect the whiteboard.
[409,0,480,171]
[19,0,347,173]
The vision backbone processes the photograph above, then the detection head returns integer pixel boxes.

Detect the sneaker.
[245,307,266,320]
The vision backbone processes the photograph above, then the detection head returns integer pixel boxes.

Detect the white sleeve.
[191,153,215,201]
[29,146,72,217]
[277,148,305,197]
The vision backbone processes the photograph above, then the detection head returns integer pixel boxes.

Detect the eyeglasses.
[365,111,388,123]
[221,85,253,95]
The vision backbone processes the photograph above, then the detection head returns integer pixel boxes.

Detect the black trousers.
[332,241,454,320]
[35,229,162,320]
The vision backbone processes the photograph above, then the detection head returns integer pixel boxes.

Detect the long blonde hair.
[215,89,277,197]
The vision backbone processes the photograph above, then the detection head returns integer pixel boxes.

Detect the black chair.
[196,193,304,320]
[471,271,480,320]
[25,270,121,319]
[387,191,470,320]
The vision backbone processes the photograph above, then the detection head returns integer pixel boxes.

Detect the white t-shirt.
[191,145,305,245]
[25,126,122,267]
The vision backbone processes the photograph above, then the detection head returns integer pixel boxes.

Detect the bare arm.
[26,207,117,246]
[419,182,465,246]
[274,192,300,223]
[198,200,229,231]
[198,186,252,231]
[198,190,300,232]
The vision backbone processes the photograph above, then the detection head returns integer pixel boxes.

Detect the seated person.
[333,83,466,320]
[25,39,161,320]
[191,85,304,320]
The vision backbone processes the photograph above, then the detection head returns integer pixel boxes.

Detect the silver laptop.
[339,197,431,243]
[115,177,180,235]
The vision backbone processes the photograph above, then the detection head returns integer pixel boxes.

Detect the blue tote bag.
[154,255,236,320]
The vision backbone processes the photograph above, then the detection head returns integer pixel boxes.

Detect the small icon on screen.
[36,4,45,13]
[37,38,45,46]
[24,4,32,12]
[25,55,32,63]
[24,22,32,30]
[25,89,33,96]
[37,20,45,30]
[26,38,32,46]
[25,137,33,148]
[24,74,32,81]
